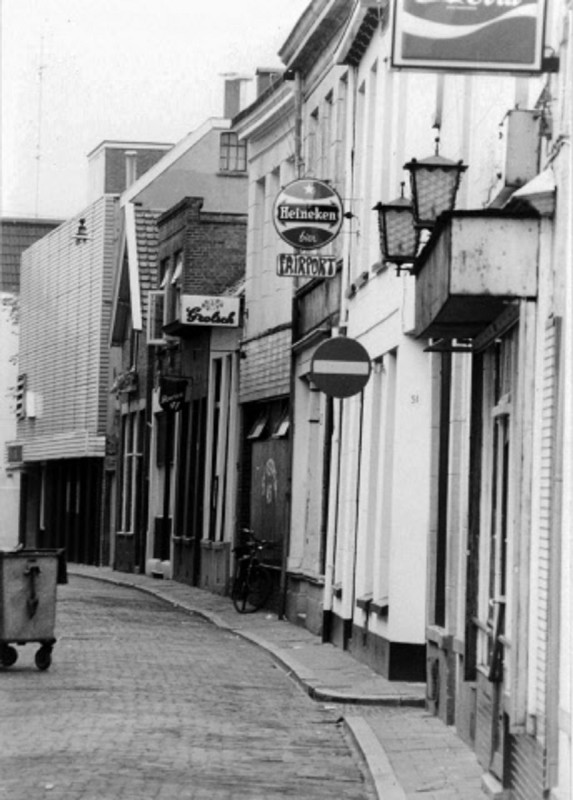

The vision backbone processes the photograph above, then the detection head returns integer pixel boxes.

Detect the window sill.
[286,571,325,588]
[216,171,247,178]
[356,594,372,611]
[426,625,453,650]
[201,540,229,551]
[370,599,389,617]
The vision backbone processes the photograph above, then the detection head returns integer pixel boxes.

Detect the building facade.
[109,84,250,581]
[233,72,298,608]
[14,143,169,564]
[0,217,62,549]
[244,0,571,795]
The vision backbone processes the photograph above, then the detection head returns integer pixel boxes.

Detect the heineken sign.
[273,179,344,251]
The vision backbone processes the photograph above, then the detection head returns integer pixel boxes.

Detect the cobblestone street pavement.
[0,577,376,800]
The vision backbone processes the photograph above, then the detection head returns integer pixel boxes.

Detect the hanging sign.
[180,295,240,327]
[159,378,187,413]
[273,179,344,251]
[276,253,337,279]
[392,0,547,73]
[310,336,371,399]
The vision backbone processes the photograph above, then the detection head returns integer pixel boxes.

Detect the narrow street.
[0,577,375,800]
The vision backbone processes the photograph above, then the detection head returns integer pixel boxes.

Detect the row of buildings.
[2,1,571,798]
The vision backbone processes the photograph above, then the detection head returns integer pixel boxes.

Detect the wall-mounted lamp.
[74,218,90,245]
[373,182,420,273]
[404,138,467,229]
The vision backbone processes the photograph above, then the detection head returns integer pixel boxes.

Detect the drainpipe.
[322,65,358,641]
[279,69,303,620]
[348,389,365,646]
[294,70,304,179]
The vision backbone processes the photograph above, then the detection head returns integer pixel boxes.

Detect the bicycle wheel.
[231,573,250,613]
[232,564,272,613]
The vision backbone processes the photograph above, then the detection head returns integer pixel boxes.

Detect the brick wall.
[158,196,247,296]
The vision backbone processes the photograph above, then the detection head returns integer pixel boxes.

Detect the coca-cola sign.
[392,0,546,72]
[180,295,240,327]
[273,179,344,251]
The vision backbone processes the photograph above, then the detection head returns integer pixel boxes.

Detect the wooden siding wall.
[239,327,291,404]
[18,195,119,460]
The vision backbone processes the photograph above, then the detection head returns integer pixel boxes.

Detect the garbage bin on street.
[0,549,66,671]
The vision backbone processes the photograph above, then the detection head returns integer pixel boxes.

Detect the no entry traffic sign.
[310,336,371,399]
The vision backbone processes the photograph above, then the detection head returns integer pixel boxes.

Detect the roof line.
[125,202,143,331]
[119,117,232,207]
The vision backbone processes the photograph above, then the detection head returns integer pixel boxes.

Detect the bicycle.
[231,529,274,613]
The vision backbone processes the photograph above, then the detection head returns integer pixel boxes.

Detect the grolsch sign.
[181,295,240,327]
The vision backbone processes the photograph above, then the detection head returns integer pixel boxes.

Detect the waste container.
[0,549,66,671]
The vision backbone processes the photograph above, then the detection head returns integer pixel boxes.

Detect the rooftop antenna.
[34,34,46,217]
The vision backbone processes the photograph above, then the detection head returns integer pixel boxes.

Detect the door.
[475,328,517,783]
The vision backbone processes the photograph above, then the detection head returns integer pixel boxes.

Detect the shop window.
[220,131,246,172]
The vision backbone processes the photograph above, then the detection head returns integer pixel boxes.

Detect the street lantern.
[374,183,419,271]
[404,139,467,229]
[74,218,90,245]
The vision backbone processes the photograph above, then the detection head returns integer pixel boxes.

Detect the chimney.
[224,76,243,119]
[256,68,282,97]
[125,150,138,188]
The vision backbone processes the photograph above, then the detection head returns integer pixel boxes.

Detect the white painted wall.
[0,294,20,550]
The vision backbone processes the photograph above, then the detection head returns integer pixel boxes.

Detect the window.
[271,404,290,438]
[120,410,144,533]
[220,132,246,172]
[16,374,26,420]
[307,108,319,174]
[477,328,517,679]
[163,251,183,324]
[147,291,165,344]
[247,409,269,440]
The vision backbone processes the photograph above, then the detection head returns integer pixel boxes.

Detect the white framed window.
[120,409,144,534]
[220,131,246,172]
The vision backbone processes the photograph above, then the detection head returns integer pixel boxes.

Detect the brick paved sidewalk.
[67,565,487,800]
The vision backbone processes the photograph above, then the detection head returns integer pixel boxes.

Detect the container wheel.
[35,645,53,671]
[0,644,18,667]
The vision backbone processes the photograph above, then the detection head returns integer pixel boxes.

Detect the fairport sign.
[276,253,337,279]
[273,179,344,250]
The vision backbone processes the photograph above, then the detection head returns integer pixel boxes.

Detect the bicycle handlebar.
[234,529,277,551]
